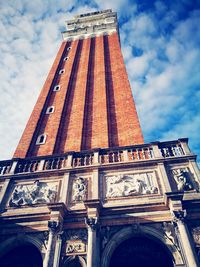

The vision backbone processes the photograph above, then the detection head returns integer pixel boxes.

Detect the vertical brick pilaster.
[13,41,67,158]
[91,35,109,149]
[30,40,79,157]
[61,38,91,152]
[107,32,144,146]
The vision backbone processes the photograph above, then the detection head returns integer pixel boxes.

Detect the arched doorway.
[63,256,86,267]
[109,236,174,267]
[0,243,43,267]
[68,257,82,267]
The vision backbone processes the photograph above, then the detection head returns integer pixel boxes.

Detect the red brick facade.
[14,32,144,158]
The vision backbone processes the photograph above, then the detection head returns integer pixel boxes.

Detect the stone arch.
[63,255,86,267]
[101,225,183,267]
[0,234,44,259]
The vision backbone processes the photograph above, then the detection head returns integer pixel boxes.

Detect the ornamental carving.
[65,229,87,242]
[65,229,87,255]
[9,180,57,207]
[71,177,87,202]
[192,227,200,245]
[105,172,158,198]
[171,168,193,191]
[163,222,179,247]
[66,241,86,254]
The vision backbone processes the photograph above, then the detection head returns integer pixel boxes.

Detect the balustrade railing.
[159,143,185,158]
[0,140,190,176]
[128,147,154,160]
[100,150,123,164]
[0,161,12,175]
[15,159,40,173]
[43,156,68,170]
[72,153,93,167]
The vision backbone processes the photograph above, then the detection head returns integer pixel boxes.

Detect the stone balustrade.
[0,160,12,175]
[43,156,68,170]
[15,159,40,173]
[0,139,191,176]
[159,142,185,158]
[72,153,93,167]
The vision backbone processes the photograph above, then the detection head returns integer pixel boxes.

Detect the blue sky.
[0,0,200,161]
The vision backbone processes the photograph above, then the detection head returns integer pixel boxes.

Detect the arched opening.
[109,236,174,267]
[68,258,82,267]
[63,255,86,267]
[0,243,43,267]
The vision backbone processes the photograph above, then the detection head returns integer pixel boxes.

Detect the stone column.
[44,221,60,267]
[85,217,98,267]
[173,210,199,267]
[53,232,63,267]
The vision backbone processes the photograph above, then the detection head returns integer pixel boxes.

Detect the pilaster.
[173,210,199,267]
[84,199,101,267]
[44,220,60,267]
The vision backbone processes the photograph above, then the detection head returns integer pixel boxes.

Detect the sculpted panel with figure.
[105,172,158,198]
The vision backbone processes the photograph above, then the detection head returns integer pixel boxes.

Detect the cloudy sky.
[0,0,200,161]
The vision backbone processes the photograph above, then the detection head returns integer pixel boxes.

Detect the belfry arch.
[101,225,183,267]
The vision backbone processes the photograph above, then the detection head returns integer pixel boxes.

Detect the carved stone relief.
[191,227,200,261]
[171,168,194,191]
[105,172,158,198]
[9,180,58,207]
[71,177,88,202]
[163,222,180,249]
[192,227,200,245]
[64,229,87,255]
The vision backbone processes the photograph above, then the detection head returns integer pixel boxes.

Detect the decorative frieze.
[9,180,58,207]
[105,172,158,198]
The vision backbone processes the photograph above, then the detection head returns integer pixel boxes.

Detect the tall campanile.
[1,9,200,267]
[14,9,143,159]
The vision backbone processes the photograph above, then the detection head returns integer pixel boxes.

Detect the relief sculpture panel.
[171,168,196,191]
[105,172,158,198]
[65,229,87,255]
[71,176,88,202]
[9,180,58,207]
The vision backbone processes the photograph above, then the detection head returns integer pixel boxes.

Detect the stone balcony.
[0,138,195,177]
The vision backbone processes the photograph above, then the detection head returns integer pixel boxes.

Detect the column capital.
[57,231,65,241]
[85,217,98,231]
[173,210,187,223]
[48,220,60,234]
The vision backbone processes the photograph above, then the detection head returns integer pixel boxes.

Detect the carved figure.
[72,177,87,202]
[163,222,175,243]
[106,173,158,198]
[65,229,87,242]
[172,169,193,191]
[9,180,57,207]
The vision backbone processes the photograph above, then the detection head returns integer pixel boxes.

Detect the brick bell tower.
[14,9,143,159]
[0,9,200,267]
